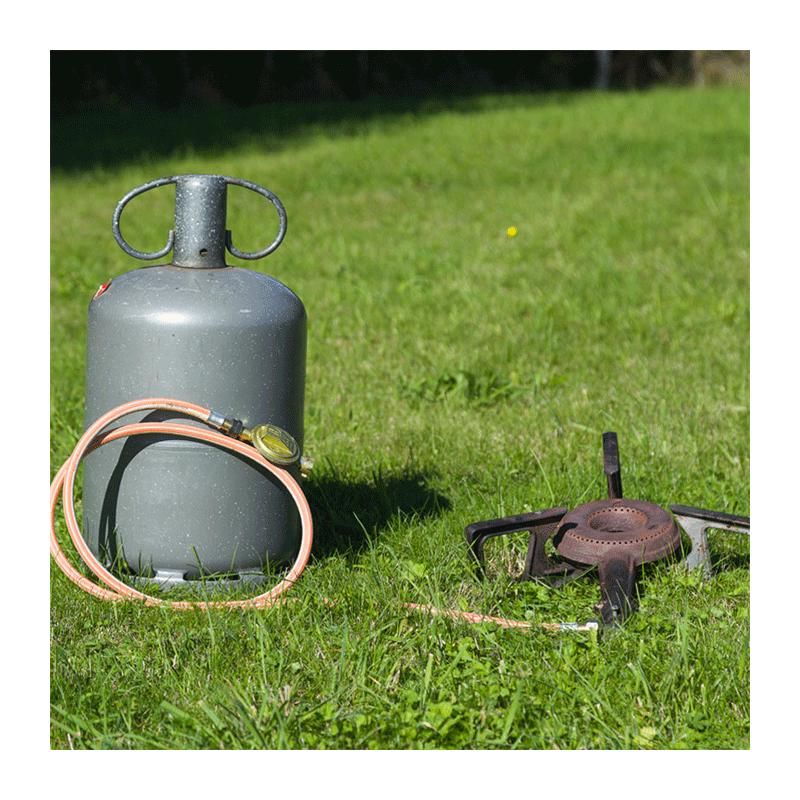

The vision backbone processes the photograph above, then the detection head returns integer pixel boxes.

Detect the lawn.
[50,86,749,749]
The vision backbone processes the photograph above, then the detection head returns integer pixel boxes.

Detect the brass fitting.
[299,455,315,478]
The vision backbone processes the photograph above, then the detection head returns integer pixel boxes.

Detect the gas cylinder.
[82,174,307,589]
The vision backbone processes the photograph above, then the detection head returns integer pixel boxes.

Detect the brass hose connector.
[298,454,315,478]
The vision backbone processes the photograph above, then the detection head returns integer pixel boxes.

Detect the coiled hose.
[50,398,312,610]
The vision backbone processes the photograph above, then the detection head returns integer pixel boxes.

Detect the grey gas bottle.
[82,175,307,589]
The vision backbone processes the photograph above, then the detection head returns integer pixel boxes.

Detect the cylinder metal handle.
[111,175,287,261]
[224,177,288,260]
[112,176,176,260]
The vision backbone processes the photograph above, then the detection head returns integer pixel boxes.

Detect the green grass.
[50,87,749,749]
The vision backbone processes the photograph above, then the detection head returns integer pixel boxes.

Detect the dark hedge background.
[52,51,710,111]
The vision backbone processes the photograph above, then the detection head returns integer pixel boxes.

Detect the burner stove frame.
[465,432,750,628]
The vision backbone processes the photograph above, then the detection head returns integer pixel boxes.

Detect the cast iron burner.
[465,432,749,628]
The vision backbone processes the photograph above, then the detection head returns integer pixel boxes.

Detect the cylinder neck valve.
[111,174,287,267]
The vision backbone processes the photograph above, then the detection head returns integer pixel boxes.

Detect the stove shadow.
[703,529,751,573]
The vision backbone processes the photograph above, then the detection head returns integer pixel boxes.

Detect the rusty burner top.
[465,432,749,628]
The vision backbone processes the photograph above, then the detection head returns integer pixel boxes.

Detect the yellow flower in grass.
[507,227,517,237]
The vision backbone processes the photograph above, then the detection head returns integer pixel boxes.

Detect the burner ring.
[554,498,680,567]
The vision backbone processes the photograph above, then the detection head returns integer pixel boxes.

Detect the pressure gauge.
[250,424,301,466]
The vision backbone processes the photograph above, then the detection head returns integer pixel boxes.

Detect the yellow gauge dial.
[250,424,301,466]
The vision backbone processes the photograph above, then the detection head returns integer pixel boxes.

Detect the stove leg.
[603,431,623,499]
[465,507,567,577]
[669,505,750,580]
[596,550,636,628]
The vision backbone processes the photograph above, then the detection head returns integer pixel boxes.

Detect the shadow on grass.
[706,529,750,573]
[303,467,451,559]
[51,92,580,173]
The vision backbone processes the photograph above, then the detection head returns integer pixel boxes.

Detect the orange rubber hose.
[50,398,313,610]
